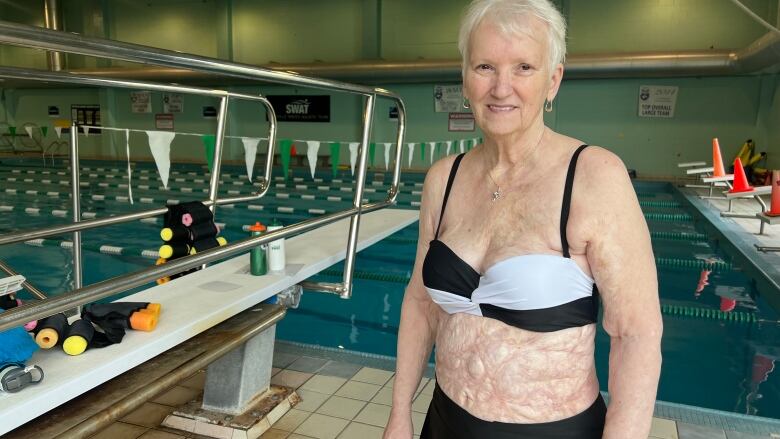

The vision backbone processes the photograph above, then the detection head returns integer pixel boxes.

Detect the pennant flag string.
[145,130,175,189]
[241,137,261,183]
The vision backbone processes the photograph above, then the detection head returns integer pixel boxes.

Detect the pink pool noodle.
[182,213,193,226]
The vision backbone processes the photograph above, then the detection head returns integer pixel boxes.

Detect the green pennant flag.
[330,142,341,178]
[8,126,15,137]
[466,139,473,151]
[369,142,376,167]
[202,135,216,172]
[420,142,426,161]
[41,126,48,138]
[280,139,292,180]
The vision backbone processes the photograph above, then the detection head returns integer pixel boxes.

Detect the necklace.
[487,170,501,201]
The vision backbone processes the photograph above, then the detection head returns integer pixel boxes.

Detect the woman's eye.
[476,64,493,72]
[518,64,531,71]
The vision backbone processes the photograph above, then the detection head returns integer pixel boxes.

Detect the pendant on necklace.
[491,189,501,202]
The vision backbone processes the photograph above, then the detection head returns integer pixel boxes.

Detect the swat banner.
[267,95,330,122]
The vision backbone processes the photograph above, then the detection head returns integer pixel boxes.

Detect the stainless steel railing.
[0,21,407,331]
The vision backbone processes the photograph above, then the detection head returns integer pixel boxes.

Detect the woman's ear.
[547,63,564,102]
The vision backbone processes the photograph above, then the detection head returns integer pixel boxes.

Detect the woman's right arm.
[384,158,451,438]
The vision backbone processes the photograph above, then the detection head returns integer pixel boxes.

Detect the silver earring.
[463,98,470,109]
[544,99,553,113]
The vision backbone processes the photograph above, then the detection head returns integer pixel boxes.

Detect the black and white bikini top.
[422,144,599,333]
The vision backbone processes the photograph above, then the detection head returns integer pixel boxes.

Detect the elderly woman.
[384,0,662,438]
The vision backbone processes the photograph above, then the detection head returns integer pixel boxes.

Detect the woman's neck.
[481,123,548,173]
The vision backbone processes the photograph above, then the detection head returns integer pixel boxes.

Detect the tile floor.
[86,349,777,439]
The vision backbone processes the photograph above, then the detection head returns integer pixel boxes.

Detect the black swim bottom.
[420,383,606,439]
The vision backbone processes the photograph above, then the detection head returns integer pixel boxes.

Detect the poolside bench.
[0,208,419,436]
[4,304,286,438]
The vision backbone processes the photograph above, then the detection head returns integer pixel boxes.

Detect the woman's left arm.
[578,147,663,439]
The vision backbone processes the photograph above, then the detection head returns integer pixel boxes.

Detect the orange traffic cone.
[767,170,780,216]
[712,138,726,177]
[729,157,754,193]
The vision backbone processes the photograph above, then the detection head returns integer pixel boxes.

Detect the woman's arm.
[384,158,452,438]
[578,148,663,439]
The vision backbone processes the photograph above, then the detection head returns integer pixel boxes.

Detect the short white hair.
[458,0,567,74]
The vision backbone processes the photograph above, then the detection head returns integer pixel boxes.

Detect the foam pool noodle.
[159,242,190,259]
[62,319,94,356]
[189,237,221,254]
[160,226,189,242]
[34,313,68,349]
[82,302,161,348]
[155,258,170,285]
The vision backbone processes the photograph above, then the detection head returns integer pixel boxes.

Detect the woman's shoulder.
[571,144,636,206]
[422,153,461,194]
[577,145,627,178]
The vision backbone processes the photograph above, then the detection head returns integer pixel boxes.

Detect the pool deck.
[72,340,779,439]
[678,184,780,313]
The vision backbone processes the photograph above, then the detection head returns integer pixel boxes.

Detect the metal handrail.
[0,22,408,323]
[0,20,400,99]
[0,66,278,247]
[0,201,391,332]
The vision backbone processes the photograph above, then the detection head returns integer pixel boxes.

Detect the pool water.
[1,158,778,419]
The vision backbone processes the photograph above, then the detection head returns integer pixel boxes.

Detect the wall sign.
[202,106,217,118]
[163,93,183,113]
[130,91,152,113]
[155,113,174,130]
[434,85,464,113]
[638,85,678,118]
[267,95,330,122]
[448,112,475,132]
[71,104,101,127]
[389,106,399,121]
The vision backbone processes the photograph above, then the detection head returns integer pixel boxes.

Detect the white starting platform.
[686,167,715,175]
[702,175,734,183]
[757,212,780,234]
[723,185,771,199]
[0,208,419,436]
[677,161,707,168]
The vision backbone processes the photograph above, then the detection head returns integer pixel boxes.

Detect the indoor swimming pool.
[1,157,779,420]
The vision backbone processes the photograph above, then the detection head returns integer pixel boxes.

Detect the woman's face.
[463,18,563,139]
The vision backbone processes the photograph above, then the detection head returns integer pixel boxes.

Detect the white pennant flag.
[81,125,90,136]
[306,140,320,179]
[348,142,359,175]
[24,126,33,140]
[383,143,393,170]
[459,139,466,154]
[445,140,453,156]
[407,143,415,168]
[125,129,134,204]
[429,141,436,164]
[241,137,261,183]
[54,126,62,139]
[145,130,175,189]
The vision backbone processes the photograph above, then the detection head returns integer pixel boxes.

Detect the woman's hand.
[383,408,414,439]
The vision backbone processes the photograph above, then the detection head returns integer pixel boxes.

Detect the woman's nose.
[490,71,513,98]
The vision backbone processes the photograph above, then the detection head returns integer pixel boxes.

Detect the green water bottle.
[249,222,267,276]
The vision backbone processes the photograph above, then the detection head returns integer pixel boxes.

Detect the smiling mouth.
[487,104,517,112]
